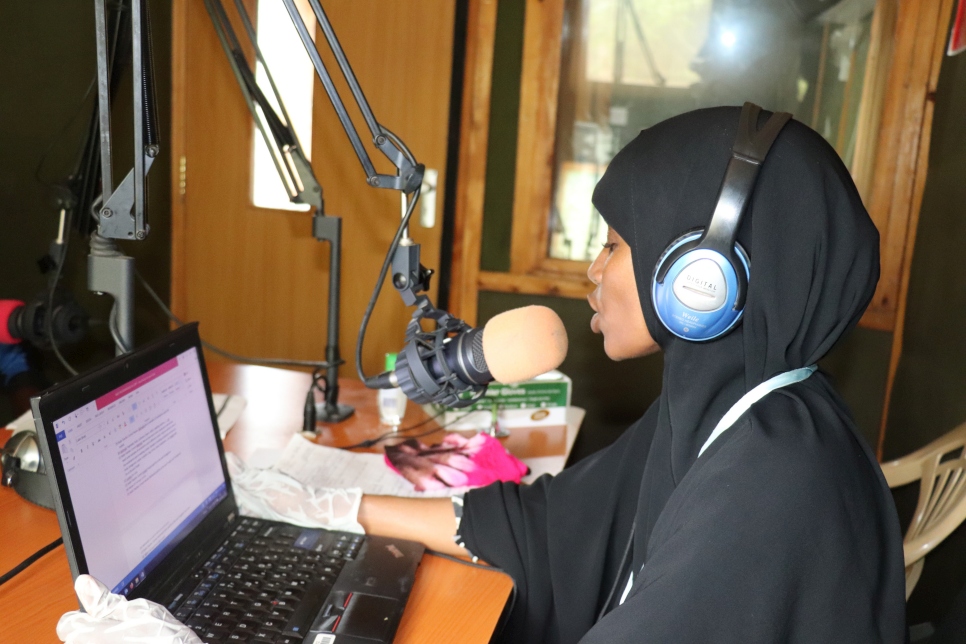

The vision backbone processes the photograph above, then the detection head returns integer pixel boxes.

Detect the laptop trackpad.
[337,593,399,641]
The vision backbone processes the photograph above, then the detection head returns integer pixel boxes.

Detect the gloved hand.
[57,574,201,644]
[226,452,365,533]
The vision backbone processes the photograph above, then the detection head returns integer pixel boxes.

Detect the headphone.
[651,102,791,342]
[1,429,55,509]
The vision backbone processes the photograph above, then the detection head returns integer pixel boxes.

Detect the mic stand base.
[314,402,355,424]
[312,213,353,425]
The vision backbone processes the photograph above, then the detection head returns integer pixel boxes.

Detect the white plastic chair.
[879,421,966,599]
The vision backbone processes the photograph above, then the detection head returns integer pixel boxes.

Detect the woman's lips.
[588,294,600,333]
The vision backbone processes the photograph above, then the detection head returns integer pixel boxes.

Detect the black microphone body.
[369,306,568,408]
[398,325,490,405]
[370,324,489,408]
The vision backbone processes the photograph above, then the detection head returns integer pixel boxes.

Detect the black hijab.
[593,105,885,564]
[460,106,906,643]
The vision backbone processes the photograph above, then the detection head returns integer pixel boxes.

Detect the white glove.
[226,452,365,534]
[57,574,201,644]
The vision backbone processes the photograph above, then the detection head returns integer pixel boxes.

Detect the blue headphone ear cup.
[652,232,750,342]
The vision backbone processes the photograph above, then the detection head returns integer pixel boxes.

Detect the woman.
[59,106,907,643]
[364,105,907,642]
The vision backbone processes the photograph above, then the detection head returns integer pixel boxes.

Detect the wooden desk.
[0,360,514,643]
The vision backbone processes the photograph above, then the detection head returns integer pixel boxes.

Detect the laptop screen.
[49,346,227,595]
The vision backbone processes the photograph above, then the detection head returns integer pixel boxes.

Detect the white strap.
[618,573,635,605]
[697,365,817,457]
[620,365,818,607]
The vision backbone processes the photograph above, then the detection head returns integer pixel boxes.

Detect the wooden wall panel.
[171,0,456,379]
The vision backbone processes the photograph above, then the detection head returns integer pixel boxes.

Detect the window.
[452,0,948,337]
[251,0,317,211]
[549,0,882,262]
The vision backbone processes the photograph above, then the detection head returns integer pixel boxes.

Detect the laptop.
[32,323,424,644]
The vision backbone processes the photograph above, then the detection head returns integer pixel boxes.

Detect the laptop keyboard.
[167,517,365,644]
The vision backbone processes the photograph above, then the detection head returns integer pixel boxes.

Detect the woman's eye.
[602,242,617,252]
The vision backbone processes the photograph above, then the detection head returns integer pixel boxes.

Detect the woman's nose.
[588,251,604,285]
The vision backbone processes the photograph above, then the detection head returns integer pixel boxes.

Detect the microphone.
[0,293,88,347]
[370,305,568,407]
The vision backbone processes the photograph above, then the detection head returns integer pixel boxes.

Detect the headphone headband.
[703,104,791,254]
[734,102,792,161]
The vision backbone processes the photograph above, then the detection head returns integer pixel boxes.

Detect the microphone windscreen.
[482,305,568,384]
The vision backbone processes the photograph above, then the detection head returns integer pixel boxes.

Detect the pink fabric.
[384,432,529,492]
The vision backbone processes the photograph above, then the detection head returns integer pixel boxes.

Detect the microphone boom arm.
[203,0,323,211]
[203,0,351,422]
[281,0,424,194]
[278,1,488,408]
[91,0,161,355]
[94,0,159,241]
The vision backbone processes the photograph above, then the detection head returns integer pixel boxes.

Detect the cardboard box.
[437,370,571,431]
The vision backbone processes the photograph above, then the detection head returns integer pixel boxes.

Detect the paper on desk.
[4,393,247,439]
[273,434,465,498]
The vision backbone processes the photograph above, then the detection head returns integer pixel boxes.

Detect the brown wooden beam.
[508,0,566,276]
[478,270,593,300]
[449,0,499,327]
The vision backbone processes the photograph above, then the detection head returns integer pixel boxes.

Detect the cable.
[339,409,448,450]
[340,409,478,451]
[424,548,517,640]
[341,410,449,450]
[354,187,420,386]
[135,271,340,370]
[215,394,232,418]
[108,302,132,353]
[310,367,328,396]
[32,78,97,189]
[337,128,424,397]
[47,208,79,377]
[0,538,64,587]
[384,422,451,444]
[381,127,417,165]
[302,366,329,433]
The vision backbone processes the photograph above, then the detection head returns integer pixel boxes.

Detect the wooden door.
[171,0,455,378]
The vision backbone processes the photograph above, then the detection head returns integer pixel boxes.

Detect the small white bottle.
[378,352,408,427]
